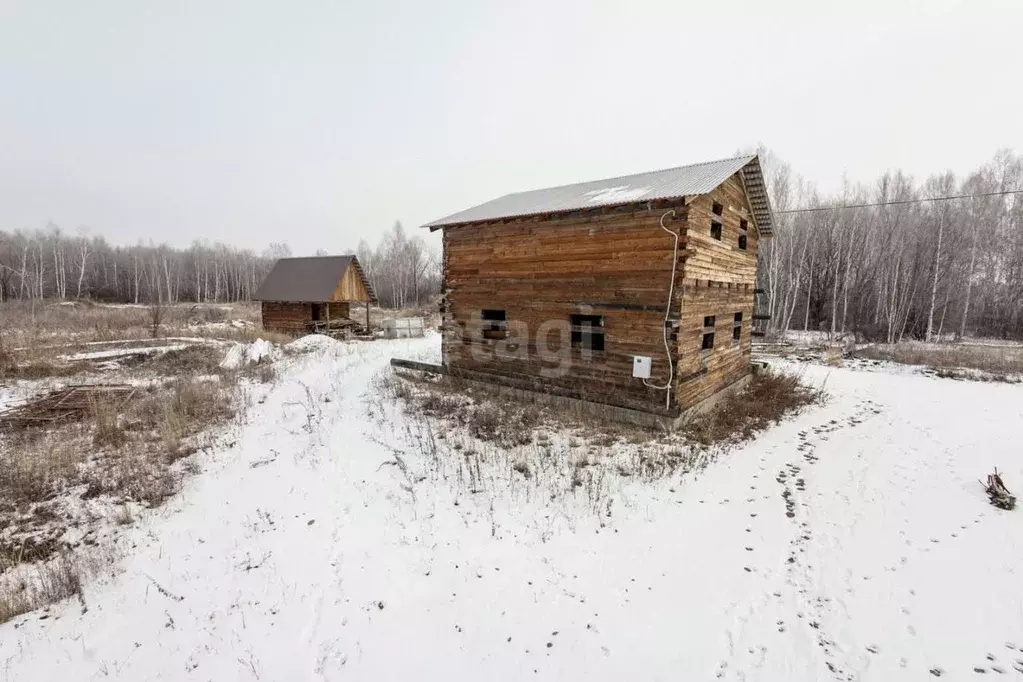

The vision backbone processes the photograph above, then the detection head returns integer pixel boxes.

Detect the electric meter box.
[632,356,652,379]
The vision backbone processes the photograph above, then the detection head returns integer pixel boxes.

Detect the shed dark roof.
[423,154,773,235]
[254,255,377,303]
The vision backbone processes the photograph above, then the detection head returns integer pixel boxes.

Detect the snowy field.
[1,334,1022,680]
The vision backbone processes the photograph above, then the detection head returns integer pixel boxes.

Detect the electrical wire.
[773,189,1023,215]
[643,209,678,409]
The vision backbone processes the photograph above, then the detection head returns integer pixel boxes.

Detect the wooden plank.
[333,263,372,302]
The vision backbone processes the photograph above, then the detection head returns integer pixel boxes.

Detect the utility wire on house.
[773,189,1023,215]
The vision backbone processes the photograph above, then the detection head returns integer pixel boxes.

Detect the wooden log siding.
[442,206,688,408]
[333,265,373,302]
[261,301,352,334]
[674,174,759,409]
[441,171,762,414]
[324,301,351,320]
[261,301,312,334]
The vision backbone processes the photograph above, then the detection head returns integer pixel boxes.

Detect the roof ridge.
[500,154,757,199]
[277,255,353,261]
[423,154,768,230]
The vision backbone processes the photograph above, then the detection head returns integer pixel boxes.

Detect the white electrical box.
[632,355,652,379]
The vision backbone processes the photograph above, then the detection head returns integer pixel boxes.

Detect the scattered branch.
[982,468,1016,510]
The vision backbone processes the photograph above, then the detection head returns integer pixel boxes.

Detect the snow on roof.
[423,154,774,234]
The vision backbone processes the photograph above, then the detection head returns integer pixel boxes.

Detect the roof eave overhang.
[424,195,693,232]
[738,159,774,237]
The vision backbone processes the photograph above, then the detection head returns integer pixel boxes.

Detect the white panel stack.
[382,317,426,339]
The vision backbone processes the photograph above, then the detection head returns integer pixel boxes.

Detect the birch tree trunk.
[959,199,979,339]
[925,211,945,342]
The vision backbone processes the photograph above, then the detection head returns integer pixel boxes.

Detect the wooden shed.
[422,154,774,422]
[254,255,377,335]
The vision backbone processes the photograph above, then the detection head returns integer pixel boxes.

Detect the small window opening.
[311,304,322,322]
[712,202,724,216]
[481,309,507,340]
[702,332,715,350]
[711,221,723,240]
[570,314,605,352]
[733,325,741,341]
[738,219,748,251]
[734,312,743,323]
[704,315,716,328]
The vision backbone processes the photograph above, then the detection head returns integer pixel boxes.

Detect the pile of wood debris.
[983,468,1016,510]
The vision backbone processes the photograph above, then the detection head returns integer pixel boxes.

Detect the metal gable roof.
[423,154,774,234]
[254,255,377,303]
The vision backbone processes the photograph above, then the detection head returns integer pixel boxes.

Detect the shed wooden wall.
[674,173,760,408]
[333,265,372,302]
[261,302,311,334]
[261,301,352,334]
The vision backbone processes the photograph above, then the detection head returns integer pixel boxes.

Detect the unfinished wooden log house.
[254,255,377,335]
[422,155,773,424]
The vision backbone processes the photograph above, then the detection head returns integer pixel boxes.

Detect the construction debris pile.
[984,468,1017,510]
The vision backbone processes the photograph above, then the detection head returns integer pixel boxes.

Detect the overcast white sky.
[1,0,1020,255]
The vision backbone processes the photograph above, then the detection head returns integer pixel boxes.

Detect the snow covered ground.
[1,334,1022,681]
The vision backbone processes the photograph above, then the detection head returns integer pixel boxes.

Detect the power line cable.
[773,189,1023,215]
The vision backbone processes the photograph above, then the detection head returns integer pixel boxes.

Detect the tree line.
[356,221,441,309]
[6,149,1019,342]
[758,148,1023,341]
[0,227,286,305]
[0,221,441,310]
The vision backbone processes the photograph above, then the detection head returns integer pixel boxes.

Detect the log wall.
[261,301,352,334]
[440,171,763,414]
[261,302,311,334]
[674,173,760,408]
[442,205,688,409]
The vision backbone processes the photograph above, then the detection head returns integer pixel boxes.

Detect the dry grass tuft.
[0,300,262,349]
[854,343,1023,378]
[0,427,89,503]
[90,397,128,449]
[0,348,85,380]
[214,326,295,346]
[0,551,102,624]
[253,360,278,384]
[682,370,824,446]
[0,375,237,568]
[127,378,234,456]
[134,345,223,375]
